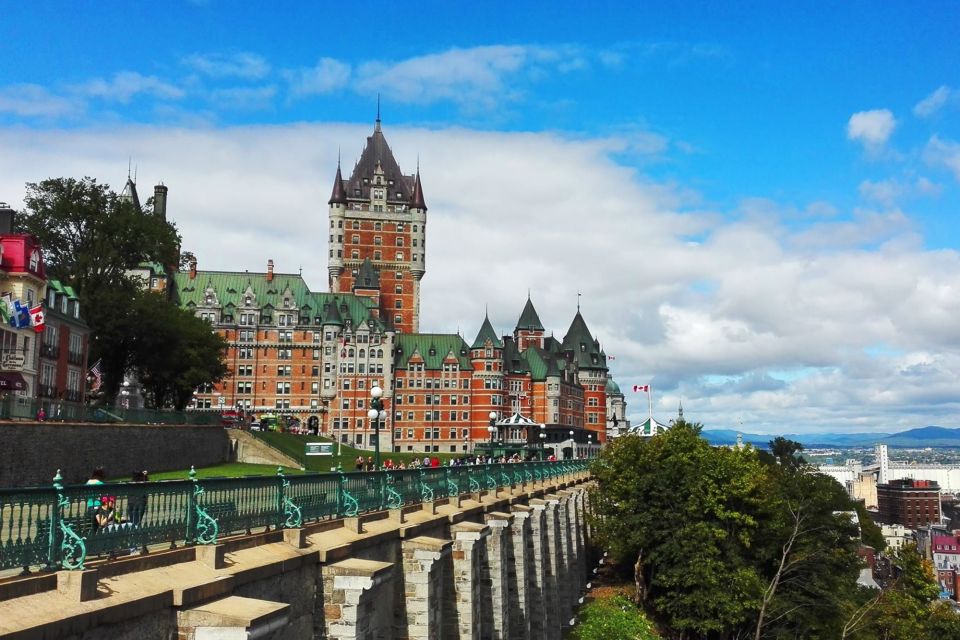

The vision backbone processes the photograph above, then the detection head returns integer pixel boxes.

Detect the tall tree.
[15,177,226,407]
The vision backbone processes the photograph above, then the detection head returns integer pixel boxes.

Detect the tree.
[127,292,228,410]
[15,177,225,407]
[592,421,768,638]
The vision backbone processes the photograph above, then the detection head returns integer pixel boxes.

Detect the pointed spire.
[323,297,343,326]
[516,295,545,332]
[678,400,684,420]
[375,93,381,132]
[328,161,347,205]
[353,257,380,291]
[472,311,503,349]
[410,168,427,211]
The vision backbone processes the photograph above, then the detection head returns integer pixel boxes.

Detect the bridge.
[0,461,592,639]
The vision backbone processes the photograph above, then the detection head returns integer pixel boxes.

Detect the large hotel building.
[175,119,626,453]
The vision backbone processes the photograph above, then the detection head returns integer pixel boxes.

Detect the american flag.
[88,359,103,391]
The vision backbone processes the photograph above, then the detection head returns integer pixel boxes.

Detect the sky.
[1,1,959,434]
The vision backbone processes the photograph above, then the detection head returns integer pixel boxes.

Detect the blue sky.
[1,1,959,433]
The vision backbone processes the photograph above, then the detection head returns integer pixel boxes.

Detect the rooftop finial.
[127,157,132,180]
[577,290,581,311]
[375,93,381,131]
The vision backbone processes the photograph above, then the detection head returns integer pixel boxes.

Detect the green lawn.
[148,462,304,481]
[252,430,462,472]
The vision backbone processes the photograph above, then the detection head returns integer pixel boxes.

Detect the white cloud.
[182,52,271,79]
[0,84,80,117]
[859,176,943,206]
[924,135,960,182]
[846,109,896,149]
[73,72,184,103]
[0,123,958,435]
[913,85,953,118]
[353,45,582,109]
[285,58,351,96]
[210,85,277,110]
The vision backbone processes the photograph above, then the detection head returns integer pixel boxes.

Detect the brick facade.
[178,120,622,453]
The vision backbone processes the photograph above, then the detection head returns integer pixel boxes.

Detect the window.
[352,235,359,244]
[374,236,382,245]
[395,300,402,309]
[374,222,382,231]
[396,237,404,246]
[352,220,360,229]
[275,382,291,395]
[352,250,360,259]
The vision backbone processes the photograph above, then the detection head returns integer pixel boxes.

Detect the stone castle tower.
[327,116,426,334]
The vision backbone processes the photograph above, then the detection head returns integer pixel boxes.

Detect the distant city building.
[880,523,912,553]
[877,478,942,528]
[933,534,960,601]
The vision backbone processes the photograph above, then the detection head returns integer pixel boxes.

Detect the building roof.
[471,313,502,349]
[328,163,347,205]
[354,258,380,291]
[562,310,607,371]
[395,333,471,370]
[630,416,668,437]
[119,177,141,211]
[605,378,622,395]
[410,170,427,210]
[344,121,415,204]
[516,295,545,332]
[172,270,385,331]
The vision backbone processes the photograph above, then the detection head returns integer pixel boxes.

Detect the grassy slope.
[251,431,461,472]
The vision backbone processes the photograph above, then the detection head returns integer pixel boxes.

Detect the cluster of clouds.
[1,114,959,434]
[2,44,960,435]
[0,43,728,122]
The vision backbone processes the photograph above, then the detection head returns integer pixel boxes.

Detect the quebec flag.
[11,301,31,329]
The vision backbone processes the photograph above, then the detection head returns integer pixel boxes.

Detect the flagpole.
[648,386,653,422]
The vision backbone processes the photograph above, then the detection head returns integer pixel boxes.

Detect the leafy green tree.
[592,420,768,637]
[16,177,225,407]
[128,292,227,410]
[768,436,806,471]
[852,500,885,552]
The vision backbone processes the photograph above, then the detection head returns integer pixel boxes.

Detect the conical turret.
[328,163,347,205]
[410,170,427,211]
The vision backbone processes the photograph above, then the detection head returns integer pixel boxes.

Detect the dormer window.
[245,296,252,305]
[29,249,39,272]
[73,302,80,318]
[61,298,67,314]
[205,295,213,304]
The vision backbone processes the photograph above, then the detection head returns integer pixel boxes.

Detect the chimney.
[189,257,197,280]
[266,259,274,282]
[153,184,168,221]
[0,202,14,234]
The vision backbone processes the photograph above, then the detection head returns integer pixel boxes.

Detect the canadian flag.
[607,355,616,360]
[632,384,649,393]
[29,305,45,333]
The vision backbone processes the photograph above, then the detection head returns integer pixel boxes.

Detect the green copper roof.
[395,333,471,370]
[606,378,622,394]
[515,296,544,332]
[562,310,607,371]
[471,314,503,349]
[522,347,548,381]
[47,280,78,300]
[172,270,384,330]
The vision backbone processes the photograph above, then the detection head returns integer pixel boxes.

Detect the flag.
[29,305,44,333]
[632,384,650,393]
[12,301,30,329]
[88,359,103,391]
[607,355,616,360]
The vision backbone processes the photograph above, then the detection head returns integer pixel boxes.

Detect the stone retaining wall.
[0,422,230,487]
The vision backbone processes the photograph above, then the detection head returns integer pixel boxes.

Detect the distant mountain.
[883,426,960,447]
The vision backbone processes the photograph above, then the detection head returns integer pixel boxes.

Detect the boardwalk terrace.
[0,462,592,640]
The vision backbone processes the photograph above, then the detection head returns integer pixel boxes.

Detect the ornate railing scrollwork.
[419,469,435,502]
[338,472,359,517]
[277,468,302,529]
[53,470,86,570]
[384,473,404,509]
[445,469,458,497]
[189,467,219,545]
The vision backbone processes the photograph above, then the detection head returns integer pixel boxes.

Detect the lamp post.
[539,423,546,460]
[464,434,470,455]
[569,429,575,460]
[587,434,593,458]
[367,385,386,470]
[487,411,497,454]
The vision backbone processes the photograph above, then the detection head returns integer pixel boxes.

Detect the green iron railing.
[0,460,589,573]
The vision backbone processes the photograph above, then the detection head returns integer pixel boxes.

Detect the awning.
[0,372,27,391]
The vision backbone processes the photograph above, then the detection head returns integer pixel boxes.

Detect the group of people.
[352,451,558,473]
[84,467,149,533]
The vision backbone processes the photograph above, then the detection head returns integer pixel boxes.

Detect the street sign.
[305,442,333,456]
